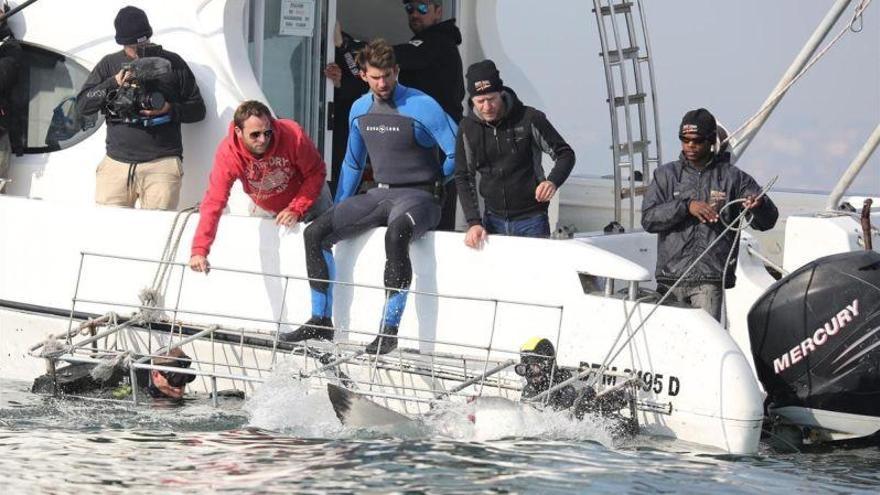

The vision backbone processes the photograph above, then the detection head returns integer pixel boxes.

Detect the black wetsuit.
[303,83,457,329]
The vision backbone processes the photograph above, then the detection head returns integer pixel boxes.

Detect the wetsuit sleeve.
[454,129,482,226]
[76,56,118,117]
[417,101,457,179]
[286,126,327,217]
[170,58,206,124]
[437,113,458,179]
[191,147,238,257]
[335,110,367,202]
[641,166,690,233]
[734,167,778,232]
[530,111,576,187]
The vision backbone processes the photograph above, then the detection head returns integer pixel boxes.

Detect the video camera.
[104,44,172,125]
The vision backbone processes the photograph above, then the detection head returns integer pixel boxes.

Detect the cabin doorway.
[244,0,335,162]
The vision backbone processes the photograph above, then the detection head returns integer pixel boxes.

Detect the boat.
[1,0,877,454]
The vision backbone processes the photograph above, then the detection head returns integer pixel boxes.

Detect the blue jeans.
[484,212,551,238]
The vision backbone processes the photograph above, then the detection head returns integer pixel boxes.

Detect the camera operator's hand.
[140,101,172,118]
[114,68,134,87]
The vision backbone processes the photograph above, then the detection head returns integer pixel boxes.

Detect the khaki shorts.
[96,155,183,210]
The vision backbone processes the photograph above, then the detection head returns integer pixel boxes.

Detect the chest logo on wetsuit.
[366,125,401,134]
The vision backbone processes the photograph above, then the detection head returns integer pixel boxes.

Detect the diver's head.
[149,348,196,399]
[515,337,557,387]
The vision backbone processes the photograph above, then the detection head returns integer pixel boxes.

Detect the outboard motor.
[748,250,880,441]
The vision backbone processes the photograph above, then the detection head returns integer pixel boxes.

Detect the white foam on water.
[426,398,617,447]
[243,358,343,437]
[245,360,619,446]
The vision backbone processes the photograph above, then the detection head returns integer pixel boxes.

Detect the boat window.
[8,42,102,154]
[578,273,608,295]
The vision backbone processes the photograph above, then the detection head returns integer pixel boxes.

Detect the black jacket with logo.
[76,48,205,163]
[454,89,575,225]
[641,152,778,288]
[395,19,464,122]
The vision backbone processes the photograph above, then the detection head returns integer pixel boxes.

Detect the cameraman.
[76,6,205,210]
[0,3,21,191]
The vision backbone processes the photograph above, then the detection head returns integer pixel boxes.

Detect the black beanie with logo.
[466,59,504,98]
[679,108,717,139]
[114,6,153,45]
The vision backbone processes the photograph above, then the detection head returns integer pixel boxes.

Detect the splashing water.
[244,359,618,446]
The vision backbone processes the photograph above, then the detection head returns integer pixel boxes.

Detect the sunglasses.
[404,2,431,15]
[679,136,707,145]
[247,129,274,140]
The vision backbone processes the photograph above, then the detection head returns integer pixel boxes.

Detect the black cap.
[466,59,504,98]
[680,108,717,139]
[114,6,153,45]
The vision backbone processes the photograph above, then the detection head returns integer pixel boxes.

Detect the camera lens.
[141,91,166,111]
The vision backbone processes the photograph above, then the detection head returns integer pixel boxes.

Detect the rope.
[724,0,872,147]
[585,177,778,389]
[140,204,199,321]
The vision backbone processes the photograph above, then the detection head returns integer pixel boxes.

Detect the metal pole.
[0,0,40,23]
[826,123,880,210]
[731,0,854,161]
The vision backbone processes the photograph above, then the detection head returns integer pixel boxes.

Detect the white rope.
[724,0,872,147]
[585,177,779,389]
[139,204,199,321]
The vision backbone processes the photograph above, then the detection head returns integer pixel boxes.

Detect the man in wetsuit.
[282,39,457,355]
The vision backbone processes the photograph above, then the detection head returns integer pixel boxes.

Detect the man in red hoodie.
[189,100,330,273]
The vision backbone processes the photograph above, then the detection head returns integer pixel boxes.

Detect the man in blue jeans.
[454,59,575,248]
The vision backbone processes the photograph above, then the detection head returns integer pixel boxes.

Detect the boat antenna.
[825,124,880,211]
[726,0,872,161]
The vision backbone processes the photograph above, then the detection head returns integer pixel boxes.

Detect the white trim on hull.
[771,406,880,442]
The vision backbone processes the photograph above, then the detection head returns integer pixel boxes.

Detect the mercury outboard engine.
[748,250,880,442]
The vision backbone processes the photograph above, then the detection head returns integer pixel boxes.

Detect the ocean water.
[2,376,880,494]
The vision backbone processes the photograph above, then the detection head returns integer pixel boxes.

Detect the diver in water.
[516,337,638,435]
[517,337,578,410]
[32,347,197,401]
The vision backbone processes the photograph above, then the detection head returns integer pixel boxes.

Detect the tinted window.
[10,42,102,154]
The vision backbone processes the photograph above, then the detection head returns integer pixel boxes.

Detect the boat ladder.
[592,0,663,230]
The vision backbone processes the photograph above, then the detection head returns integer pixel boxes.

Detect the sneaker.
[279,316,334,343]
[366,325,398,355]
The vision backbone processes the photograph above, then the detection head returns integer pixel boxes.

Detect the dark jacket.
[76,48,205,163]
[0,38,22,134]
[330,33,368,194]
[641,152,778,287]
[395,19,464,122]
[455,89,575,225]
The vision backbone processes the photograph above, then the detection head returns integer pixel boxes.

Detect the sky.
[488,0,879,194]
[631,0,878,193]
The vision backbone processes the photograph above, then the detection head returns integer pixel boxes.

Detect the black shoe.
[280,316,334,343]
[366,326,398,355]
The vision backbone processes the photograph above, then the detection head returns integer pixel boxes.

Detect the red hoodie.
[191,119,327,257]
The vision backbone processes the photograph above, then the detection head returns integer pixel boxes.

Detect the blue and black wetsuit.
[303,83,457,345]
